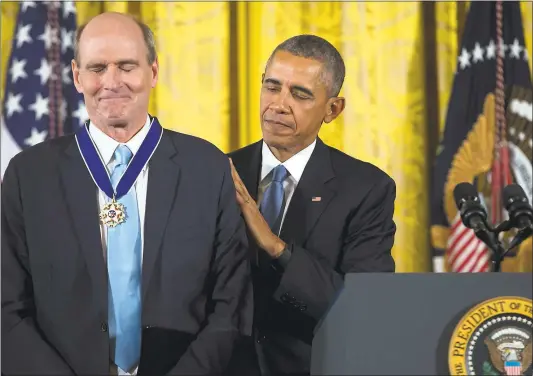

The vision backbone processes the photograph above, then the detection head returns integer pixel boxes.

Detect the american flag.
[446,214,491,272]
[430,2,531,273]
[1,1,88,178]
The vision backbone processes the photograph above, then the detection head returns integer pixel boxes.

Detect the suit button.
[281,294,289,303]
[256,335,267,344]
[101,322,108,332]
[299,304,307,312]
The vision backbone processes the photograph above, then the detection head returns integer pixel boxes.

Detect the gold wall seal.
[449,296,532,375]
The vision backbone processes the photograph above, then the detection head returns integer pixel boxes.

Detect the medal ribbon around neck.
[76,116,163,202]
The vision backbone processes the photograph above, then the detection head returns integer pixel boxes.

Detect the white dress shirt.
[257,139,316,234]
[87,115,151,376]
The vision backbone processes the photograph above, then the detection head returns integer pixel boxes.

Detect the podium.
[311,273,533,375]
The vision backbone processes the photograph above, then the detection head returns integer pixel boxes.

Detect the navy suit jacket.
[227,138,396,375]
[1,128,253,375]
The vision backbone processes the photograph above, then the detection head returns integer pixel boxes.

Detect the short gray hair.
[266,34,345,97]
[74,15,157,65]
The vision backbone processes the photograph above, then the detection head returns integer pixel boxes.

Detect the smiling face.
[260,50,344,156]
[71,13,158,132]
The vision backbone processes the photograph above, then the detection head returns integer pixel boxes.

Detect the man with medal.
[226,35,397,375]
[1,12,252,376]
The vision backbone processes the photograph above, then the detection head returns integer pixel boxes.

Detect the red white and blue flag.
[1,1,88,178]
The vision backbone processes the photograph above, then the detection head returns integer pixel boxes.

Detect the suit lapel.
[237,141,262,203]
[59,139,108,310]
[142,131,181,301]
[279,139,337,246]
[232,141,262,264]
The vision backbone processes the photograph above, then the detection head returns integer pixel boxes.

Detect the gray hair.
[266,34,345,97]
[74,15,157,65]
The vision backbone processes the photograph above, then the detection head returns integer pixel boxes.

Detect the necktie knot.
[114,145,133,167]
[272,164,289,183]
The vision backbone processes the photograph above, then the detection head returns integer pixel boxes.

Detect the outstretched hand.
[229,158,286,258]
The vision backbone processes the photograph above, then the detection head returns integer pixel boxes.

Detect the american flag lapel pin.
[311,196,322,202]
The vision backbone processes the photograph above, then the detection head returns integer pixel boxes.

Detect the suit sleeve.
[1,159,75,375]
[271,175,396,322]
[169,162,253,375]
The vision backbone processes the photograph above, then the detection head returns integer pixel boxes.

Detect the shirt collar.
[260,139,316,183]
[88,114,151,166]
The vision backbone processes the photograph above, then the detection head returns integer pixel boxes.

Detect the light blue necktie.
[107,145,141,372]
[259,164,289,235]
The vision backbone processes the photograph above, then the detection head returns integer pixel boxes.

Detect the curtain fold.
[149,2,230,151]
[341,2,430,272]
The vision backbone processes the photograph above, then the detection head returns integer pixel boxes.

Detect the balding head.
[74,12,156,66]
[71,11,159,141]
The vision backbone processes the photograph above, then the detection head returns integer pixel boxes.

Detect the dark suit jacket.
[226,138,396,375]
[1,129,253,375]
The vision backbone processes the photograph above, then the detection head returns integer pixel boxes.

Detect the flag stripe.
[447,225,471,252]
[451,234,479,270]
[460,239,487,272]
[447,227,475,264]
[471,247,490,272]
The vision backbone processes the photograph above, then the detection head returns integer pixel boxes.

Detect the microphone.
[453,182,490,232]
[502,184,533,251]
[453,183,504,270]
[502,183,533,230]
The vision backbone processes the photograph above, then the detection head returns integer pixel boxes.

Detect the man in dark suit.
[227,35,396,375]
[1,12,251,376]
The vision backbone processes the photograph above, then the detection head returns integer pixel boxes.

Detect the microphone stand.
[487,221,511,273]
[478,220,531,273]
[488,238,506,273]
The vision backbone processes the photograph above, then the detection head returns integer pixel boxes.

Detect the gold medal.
[99,199,126,227]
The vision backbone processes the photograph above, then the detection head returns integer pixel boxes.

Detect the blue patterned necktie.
[260,164,289,235]
[107,145,141,372]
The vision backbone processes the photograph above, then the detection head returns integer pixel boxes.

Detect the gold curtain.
[435,1,459,138]
[1,1,532,272]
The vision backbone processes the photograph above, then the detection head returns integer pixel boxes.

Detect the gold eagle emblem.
[485,327,532,374]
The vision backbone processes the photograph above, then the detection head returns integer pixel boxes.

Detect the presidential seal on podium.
[449,296,532,375]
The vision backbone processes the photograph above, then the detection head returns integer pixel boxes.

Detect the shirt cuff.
[272,243,292,271]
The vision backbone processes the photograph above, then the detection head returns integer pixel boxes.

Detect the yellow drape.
[1,1,532,273]
[435,2,459,136]
[344,2,430,272]
[0,2,18,106]
[521,1,533,74]
[148,2,230,151]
